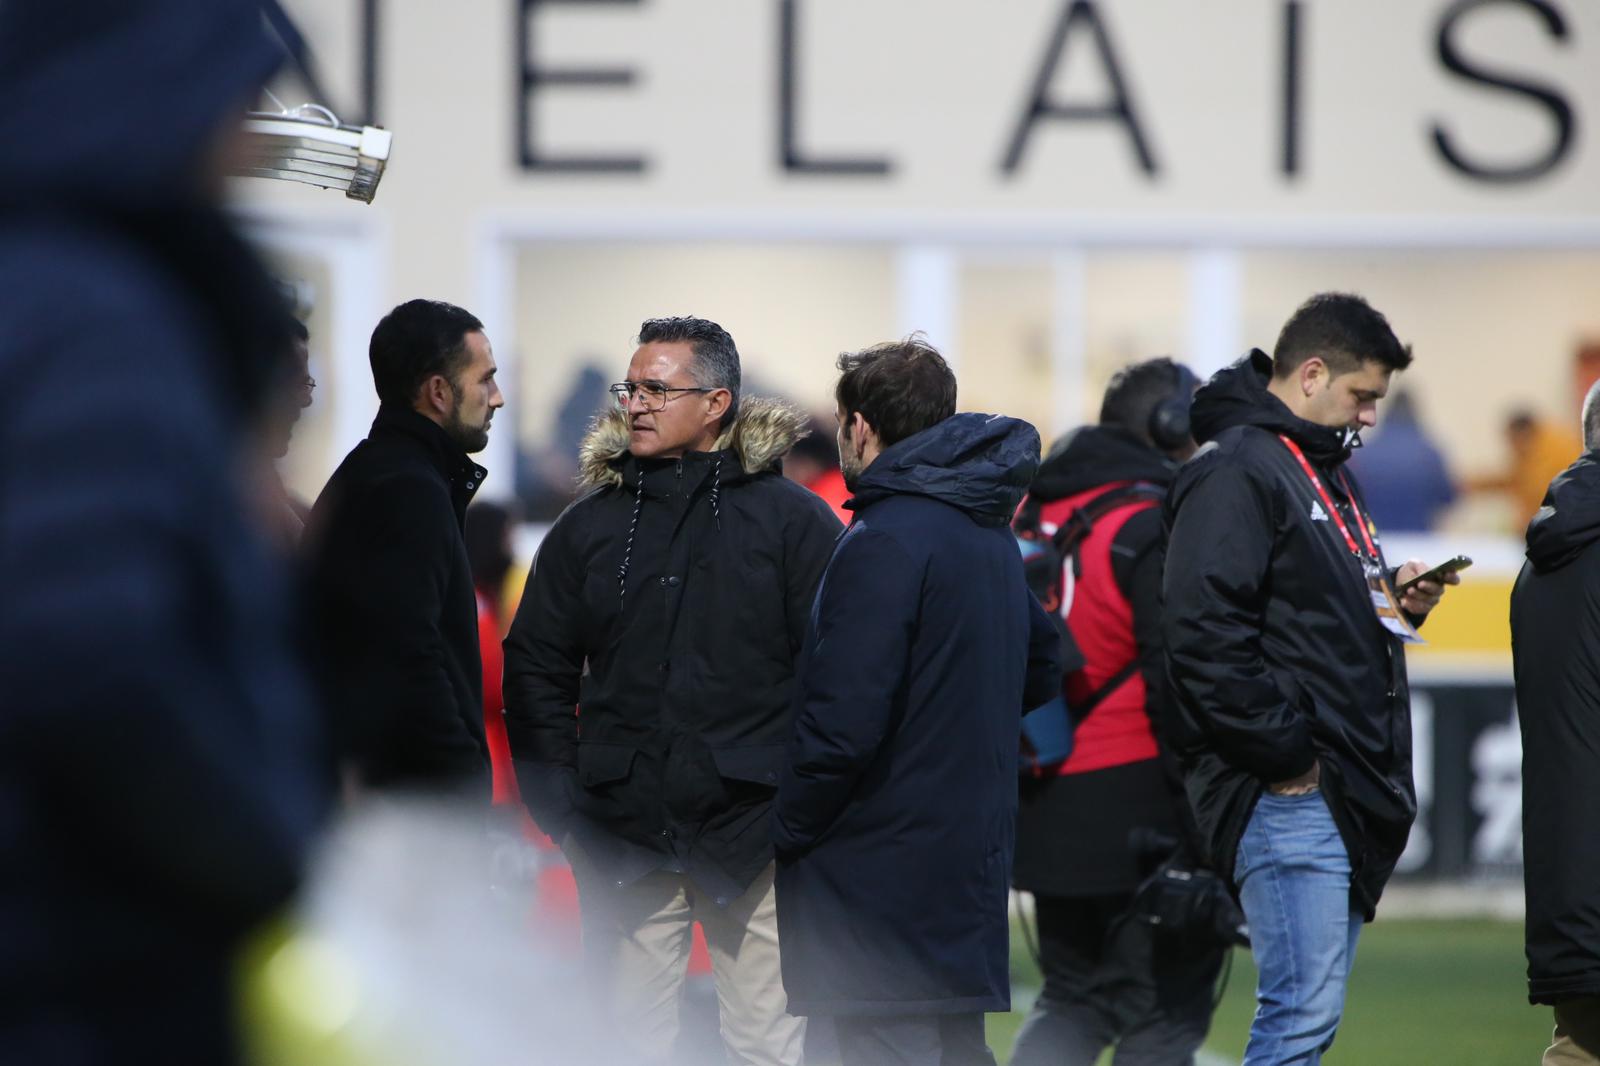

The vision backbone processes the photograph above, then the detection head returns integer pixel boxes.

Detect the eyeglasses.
[609,380,715,412]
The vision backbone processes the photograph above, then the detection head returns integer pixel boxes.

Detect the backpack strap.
[1052,482,1167,580]
[1054,482,1166,727]
[1066,658,1142,728]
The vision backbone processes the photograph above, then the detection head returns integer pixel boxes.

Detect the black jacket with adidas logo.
[1162,350,1421,921]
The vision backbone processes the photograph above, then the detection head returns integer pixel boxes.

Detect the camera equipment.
[1124,829,1249,950]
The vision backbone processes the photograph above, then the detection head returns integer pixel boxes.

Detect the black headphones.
[1149,363,1200,453]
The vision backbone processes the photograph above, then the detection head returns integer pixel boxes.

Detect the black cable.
[1213,944,1236,1011]
[258,0,344,120]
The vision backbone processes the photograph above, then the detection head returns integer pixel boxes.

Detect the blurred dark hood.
[0,0,304,417]
[1030,424,1176,501]
[1526,453,1600,574]
[0,0,295,211]
[1191,349,1353,466]
[848,413,1042,527]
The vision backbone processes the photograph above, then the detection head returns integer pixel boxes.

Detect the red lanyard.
[1277,435,1380,564]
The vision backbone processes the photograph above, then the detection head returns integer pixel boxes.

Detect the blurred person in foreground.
[1344,389,1455,533]
[773,337,1061,1066]
[0,0,327,1061]
[1467,408,1582,531]
[1164,294,1456,1065]
[783,415,853,525]
[1511,380,1600,1065]
[503,317,840,1064]
[304,299,504,799]
[1010,358,1227,1065]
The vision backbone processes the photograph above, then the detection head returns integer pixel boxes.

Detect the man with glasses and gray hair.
[504,316,841,1065]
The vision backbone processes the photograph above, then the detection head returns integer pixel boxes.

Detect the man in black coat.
[0,1,327,1062]
[306,299,504,796]
[1512,382,1600,1065]
[772,337,1061,1066]
[1164,294,1456,1064]
[1010,358,1227,1065]
[504,317,841,1065]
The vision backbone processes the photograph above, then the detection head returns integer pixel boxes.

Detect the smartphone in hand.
[1397,555,1472,594]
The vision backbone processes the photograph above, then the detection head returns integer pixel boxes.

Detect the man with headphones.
[1010,358,1226,1065]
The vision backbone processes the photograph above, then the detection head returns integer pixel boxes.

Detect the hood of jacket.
[0,0,292,213]
[1191,350,1354,466]
[577,396,810,489]
[1526,452,1600,574]
[848,412,1041,527]
[0,0,304,422]
[1030,424,1176,501]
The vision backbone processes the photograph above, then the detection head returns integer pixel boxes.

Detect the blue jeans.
[1233,791,1363,1066]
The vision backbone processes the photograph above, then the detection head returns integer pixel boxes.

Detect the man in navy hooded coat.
[773,337,1062,1066]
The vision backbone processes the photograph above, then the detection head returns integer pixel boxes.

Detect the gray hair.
[1583,379,1600,452]
[637,316,742,429]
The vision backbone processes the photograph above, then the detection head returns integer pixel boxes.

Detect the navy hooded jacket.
[773,413,1062,1017]
[0,2,325,1062]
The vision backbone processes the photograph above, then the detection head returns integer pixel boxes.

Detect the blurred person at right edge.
[1009,358,1228,1066]
[773,337,1062,1066]
[1164,293,1457,1066]
[0,1,327,1063]
[1511,380,1600,1065]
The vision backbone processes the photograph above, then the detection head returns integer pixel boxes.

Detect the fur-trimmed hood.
[578,395,811,489]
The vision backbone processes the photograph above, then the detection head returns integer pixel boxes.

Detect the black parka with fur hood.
[504,398,843,901]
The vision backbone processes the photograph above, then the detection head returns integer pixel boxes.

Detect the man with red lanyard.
[1164,293,1458,1065]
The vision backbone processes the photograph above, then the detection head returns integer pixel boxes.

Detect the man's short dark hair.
[1099,357,1187,441]
[835,333,957,448]
[369,299,484,408]
[637,316,741,429]
[1272,293,1412,379]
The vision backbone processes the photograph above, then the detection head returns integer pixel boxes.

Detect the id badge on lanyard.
[1279,435,1424,645]
[1363,558,1424,644]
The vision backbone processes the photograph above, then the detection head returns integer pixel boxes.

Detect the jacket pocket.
[710,744,786,787]
[577,741,638,787]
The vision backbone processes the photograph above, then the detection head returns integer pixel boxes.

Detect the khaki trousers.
[568,840,803,1065]
[1546,998,1600,1065]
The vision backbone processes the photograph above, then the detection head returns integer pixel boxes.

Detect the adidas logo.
[1309,501,1330,522]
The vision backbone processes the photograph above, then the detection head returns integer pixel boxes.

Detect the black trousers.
[1009,893,1225,1066]
[805,1012,995,1066]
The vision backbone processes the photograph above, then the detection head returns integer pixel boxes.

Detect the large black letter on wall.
[1001,0,1158,177]
[1281,0,1303,178]
[360,0,380,125]
[778,0,892,175]
[518,0,646,173]
[1431,0,1576,184]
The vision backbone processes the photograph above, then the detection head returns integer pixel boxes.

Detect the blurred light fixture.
[237,96,392,204]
